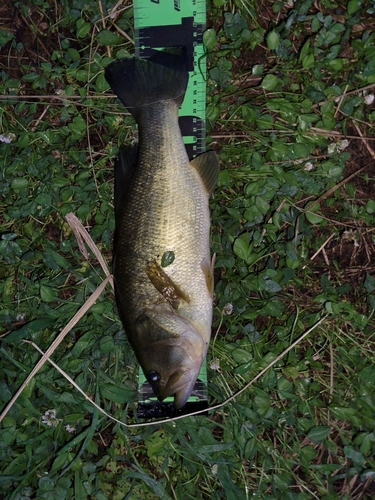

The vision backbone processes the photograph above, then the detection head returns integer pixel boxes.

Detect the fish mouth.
[153,358,202,410]
[149,359,203,410]
[173,375,199,410]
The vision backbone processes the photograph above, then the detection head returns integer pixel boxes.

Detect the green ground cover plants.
[1,0,375,498]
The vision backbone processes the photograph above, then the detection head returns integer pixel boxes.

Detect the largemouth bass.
[105,49,219,409]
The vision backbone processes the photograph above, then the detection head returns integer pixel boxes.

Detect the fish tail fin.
[105,47,188,120]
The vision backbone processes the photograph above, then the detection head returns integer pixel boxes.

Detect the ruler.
[134,0,206,160]
[133,0,209,418]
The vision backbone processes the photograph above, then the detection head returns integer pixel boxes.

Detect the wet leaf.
[161,251,175,267]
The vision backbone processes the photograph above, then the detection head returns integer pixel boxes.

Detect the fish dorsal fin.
[190,151,220,195]
[146,260,190,309]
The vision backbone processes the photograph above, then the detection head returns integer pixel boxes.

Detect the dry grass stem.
[310,233,336,262]
[65,212,113,285]
[353,121,375,160]
[334,83,349,118]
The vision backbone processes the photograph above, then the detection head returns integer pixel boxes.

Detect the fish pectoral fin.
[146,260,189,309]
[201,256,215,296]
[190,151,220,195]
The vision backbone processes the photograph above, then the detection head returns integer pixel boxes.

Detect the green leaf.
[22,72,39,82]
[255,196,270,214]
[273,473,290,491]
[75,69,89,82]
[359,433,375,455]
[252,64,263,76]
[231,348,252,364]
[100,383,134,404]
[233,236,252,263]
[266,31,280,50]
[347,0,362,15]
[359,366,375,387]
[11,178,28,191]
[254,389,271,414]
[260,74,280,90]
[97,30,124,46]
[364,273,375,293]
[68,115,86,134]
[161,251,175,267]
[203,28,217,51]
[328,58,344,71]
[305,202,324,224]
[262,278,281,293]
[300,444,317,464]
[307,426,331,443]
[343,445,365,467]
[95,73,109,91]
[49,452,71,476]
[76,19,91,38]
[329,405,358,422]
[35,193,52,205]
[207,104,220,124]
[17,133,30,148]
[4,318,55,343]
[45,248,71,269]
[38,476,55,491]
[196,441,236,454]
[299,38,311,61]
[67,47,80,61]
[40,285,56,303]
[261,300,285,317]
[99,335,115,353]
[311,17,320,31]
[0,28,14,47]
[302,53,315,69]
[224,12,248,38]
[365,199,375,214]
[38,130,57,144]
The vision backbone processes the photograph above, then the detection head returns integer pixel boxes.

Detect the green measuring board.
[134,0,207,160]
[133,0,209,418]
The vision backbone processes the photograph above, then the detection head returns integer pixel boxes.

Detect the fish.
[105,48,220,409]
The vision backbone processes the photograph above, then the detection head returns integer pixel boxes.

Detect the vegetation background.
[1,0,375,498]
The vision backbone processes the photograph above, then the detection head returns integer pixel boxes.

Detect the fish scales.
[116,103,212,332]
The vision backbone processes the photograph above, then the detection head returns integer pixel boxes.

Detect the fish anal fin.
[190,151,220,195]
[201,255,215,296]
[146,260,189,309]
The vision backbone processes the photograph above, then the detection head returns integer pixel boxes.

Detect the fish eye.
[146,370,161,384]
